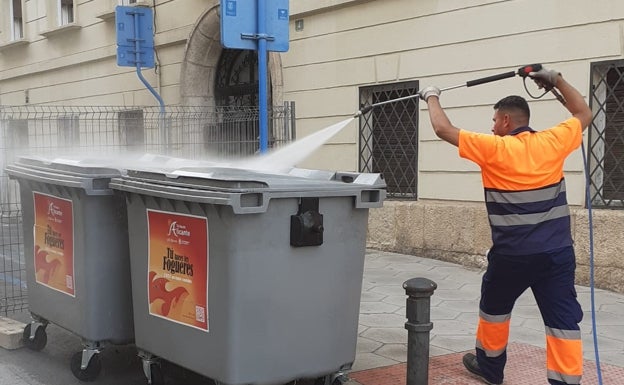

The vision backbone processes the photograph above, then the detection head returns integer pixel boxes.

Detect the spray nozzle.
[354,104,374,118]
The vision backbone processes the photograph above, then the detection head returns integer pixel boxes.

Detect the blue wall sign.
[220,0,289,52]
[115,6,155,68]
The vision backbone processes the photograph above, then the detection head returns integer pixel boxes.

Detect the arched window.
[210,49,272,156]
[216,49,270,107]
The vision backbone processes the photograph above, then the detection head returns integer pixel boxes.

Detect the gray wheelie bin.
[109,166,386,385]
[5,155,135,381]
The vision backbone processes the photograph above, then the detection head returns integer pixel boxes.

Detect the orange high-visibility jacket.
[458,117,583,255]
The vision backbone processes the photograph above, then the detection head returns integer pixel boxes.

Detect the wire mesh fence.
[0,103,295,315]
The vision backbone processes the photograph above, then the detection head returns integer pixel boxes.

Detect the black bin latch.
[290,197,324,247]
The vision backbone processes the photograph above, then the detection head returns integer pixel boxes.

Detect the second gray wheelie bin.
[109,165,386,385]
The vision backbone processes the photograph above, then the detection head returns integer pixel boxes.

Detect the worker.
[419,66,593,385]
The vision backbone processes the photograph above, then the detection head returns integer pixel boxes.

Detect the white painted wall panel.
[287,87,359,118]
[283,57,377,90]
[286,1,624,68]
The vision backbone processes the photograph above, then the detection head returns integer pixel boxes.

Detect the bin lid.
[10,155,124,178]
[5,155,150,196]
[122,166,385,191]
[110,165,386,213]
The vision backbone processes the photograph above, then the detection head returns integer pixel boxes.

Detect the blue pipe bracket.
[115,5,166,150]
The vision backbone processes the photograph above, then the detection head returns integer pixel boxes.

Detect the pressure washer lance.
[353,64,566,118]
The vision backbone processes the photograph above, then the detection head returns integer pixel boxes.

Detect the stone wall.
[367,201,624,294]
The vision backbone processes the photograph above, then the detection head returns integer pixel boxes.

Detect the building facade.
[1,0,624,292]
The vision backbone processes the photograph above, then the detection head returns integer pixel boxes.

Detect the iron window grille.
[588,60,624,208]
[358,81,419,199]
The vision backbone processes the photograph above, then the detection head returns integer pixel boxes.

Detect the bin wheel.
[314,374,348,385]
[22,323,47,351]
[149,363,165,385]
[70,351,102,382]
[314,376,329,385]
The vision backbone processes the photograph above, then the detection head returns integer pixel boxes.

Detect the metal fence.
[0,103,295,315]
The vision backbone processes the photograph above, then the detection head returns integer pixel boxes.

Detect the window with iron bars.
[358,81,419,199]
[589,60,624,208]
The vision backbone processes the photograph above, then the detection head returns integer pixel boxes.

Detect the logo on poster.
[47,201,63,222]
[167,221,191,245]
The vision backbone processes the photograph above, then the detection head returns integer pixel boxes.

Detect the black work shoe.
[462,353,503,385]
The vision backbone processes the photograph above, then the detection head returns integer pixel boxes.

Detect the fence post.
[289,101,296,140]
[403,277,437,385]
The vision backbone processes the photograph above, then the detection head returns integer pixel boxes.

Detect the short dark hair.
[493,95,530,121]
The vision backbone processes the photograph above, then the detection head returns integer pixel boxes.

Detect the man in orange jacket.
[420,66,592,385]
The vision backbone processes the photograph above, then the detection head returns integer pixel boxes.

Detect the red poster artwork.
[146,209,209,331]
[32,192,75,297]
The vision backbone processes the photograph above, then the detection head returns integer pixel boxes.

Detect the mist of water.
[19,117,355,176]
[237,117,354,173]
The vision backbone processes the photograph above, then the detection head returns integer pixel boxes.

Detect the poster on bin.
[32,192,75,297]
[147,209,208,331]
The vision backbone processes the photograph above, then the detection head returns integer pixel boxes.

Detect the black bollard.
[403,277,437,385]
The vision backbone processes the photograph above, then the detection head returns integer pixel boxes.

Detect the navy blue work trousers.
[476,246,584,384]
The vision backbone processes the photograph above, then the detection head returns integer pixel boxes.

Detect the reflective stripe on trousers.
[546,327,583,384]
[476,310,510,357]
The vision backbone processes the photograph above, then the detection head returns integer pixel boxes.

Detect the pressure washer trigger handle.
[517,63,543,78]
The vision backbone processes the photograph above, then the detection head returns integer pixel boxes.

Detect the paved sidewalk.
[0,249,622,384]
[355,250,624,371]
[352,250,624,385]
